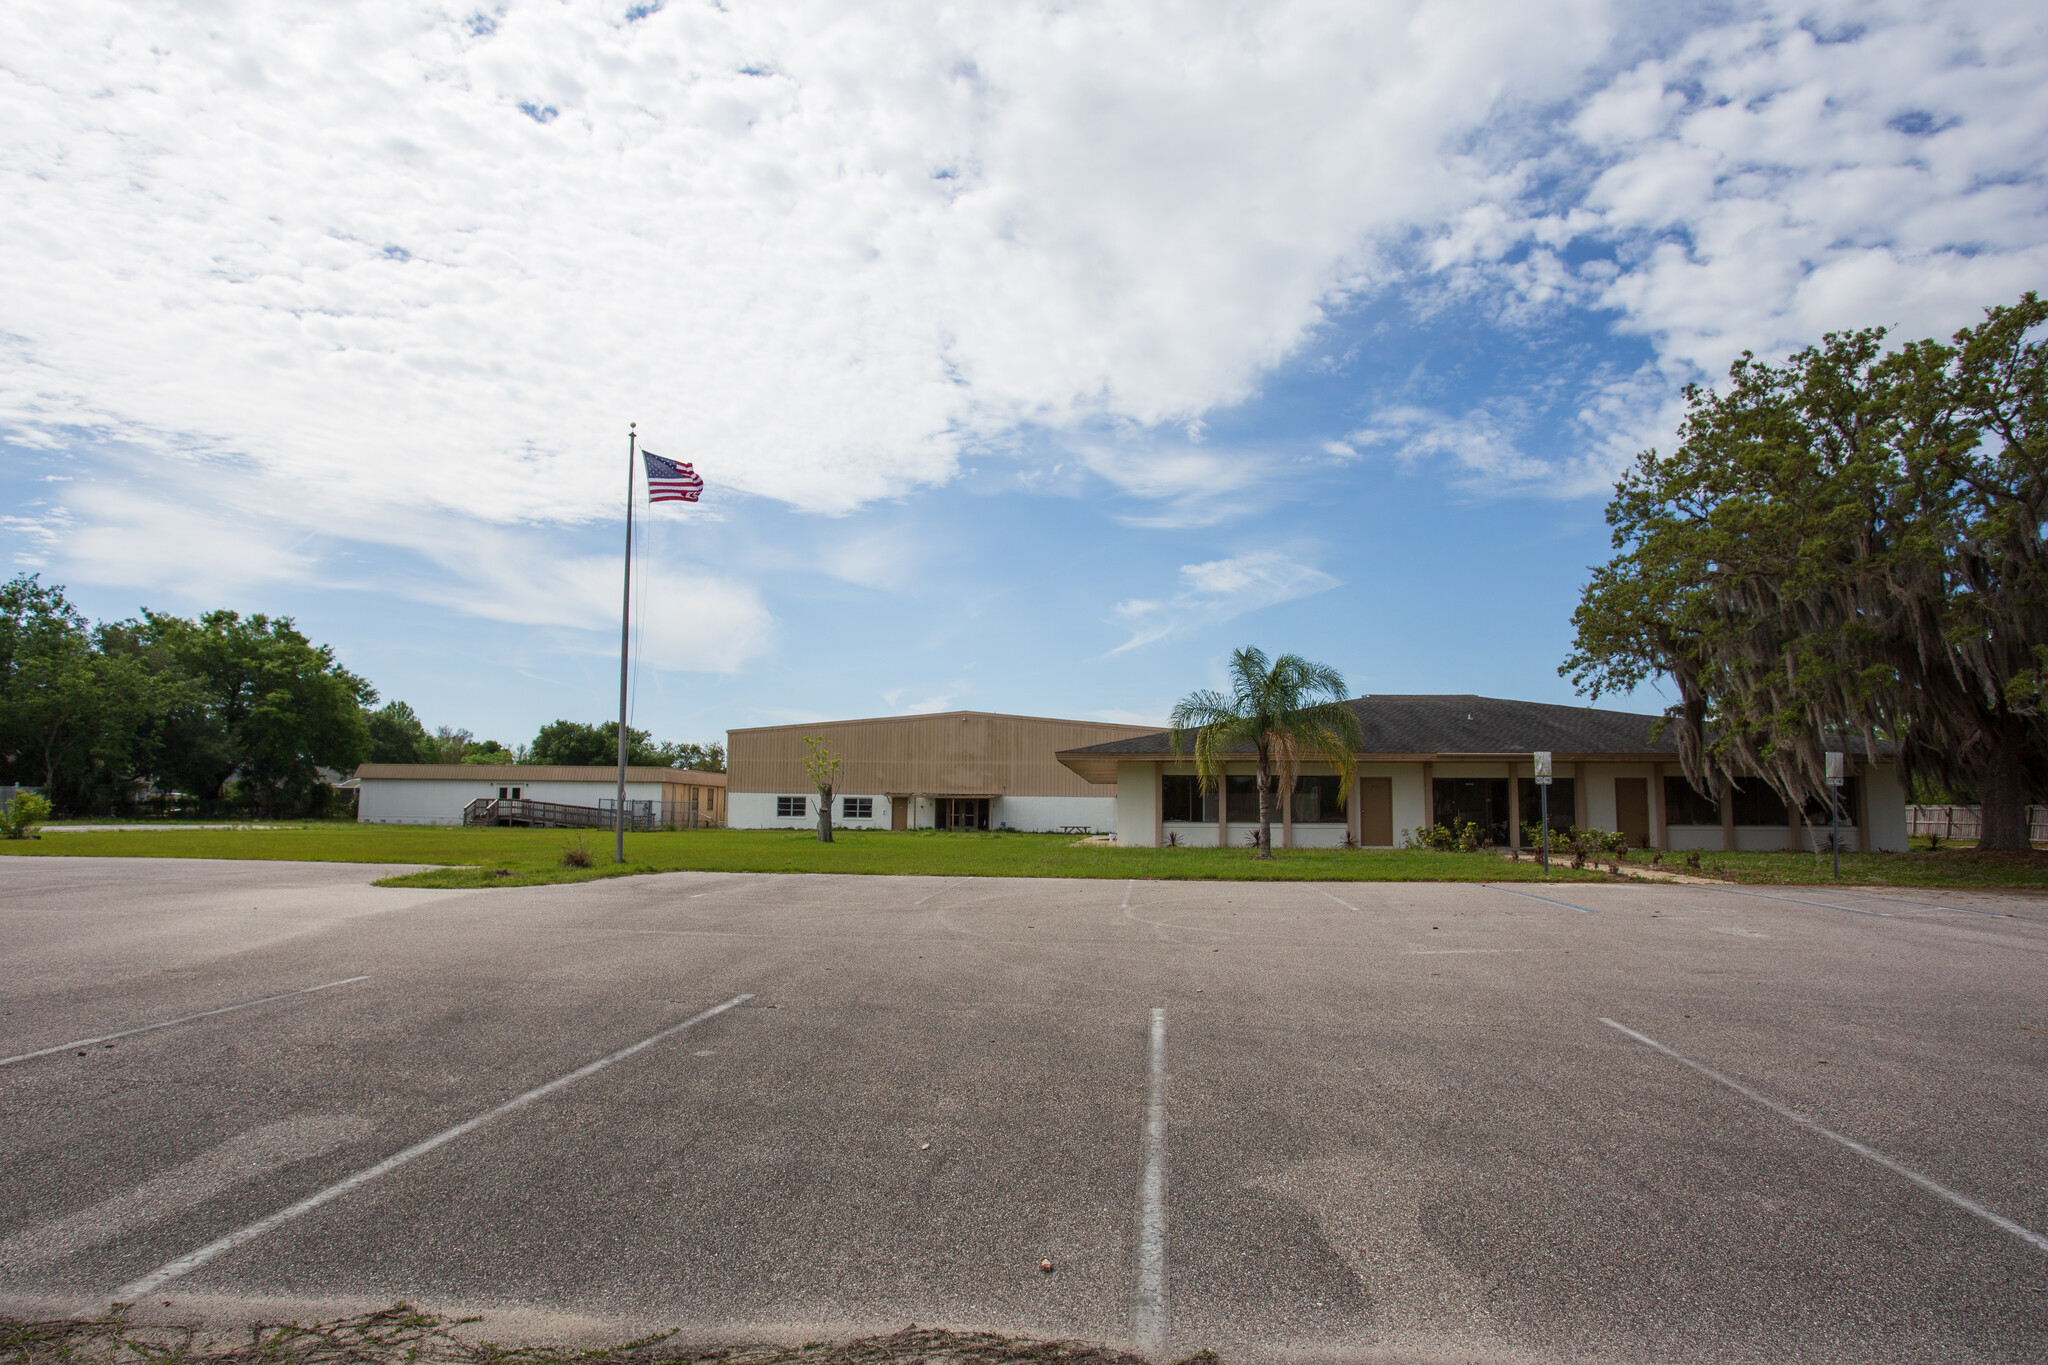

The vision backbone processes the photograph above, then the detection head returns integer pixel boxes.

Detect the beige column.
[1507,762,1522,847]
[1574,762,1588,830]
[1154,766,1164,848]
[1853,760,1869,847]
[1421,761,1435,831]
[1216,768,1228,848]
[1348,771,1362,846]
[1282,776,1293,850]
[1653,762,1668,851]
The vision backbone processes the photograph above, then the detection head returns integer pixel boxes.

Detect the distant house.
[353,764,726,827]
[1055,695,1907,852]
[725,712,1156,832]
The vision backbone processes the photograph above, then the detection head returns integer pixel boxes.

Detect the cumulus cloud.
[1113,550,1339,652]
[0,0,2039,594]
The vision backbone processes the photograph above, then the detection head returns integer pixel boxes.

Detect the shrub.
[1405,820,1484,852]
[560,837,593,869]
[0,791,52,840]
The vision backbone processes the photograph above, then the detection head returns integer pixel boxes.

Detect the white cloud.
[0,0,2038,566]
[1112,550,1339,652]
[0,0,1615,536]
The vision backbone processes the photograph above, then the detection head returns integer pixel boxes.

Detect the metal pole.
[1541,784,1549,874]
[1831,782,1841,880]
[616,424,635,864]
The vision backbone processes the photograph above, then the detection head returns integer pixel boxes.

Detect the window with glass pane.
[1662,776,1720,826]
[1161,775,1217,822]
[1224,775,1260,822]
[776,795,806,818]
[1730,781,1788,826]
[1802,778,1859,825]
[1435,778,1510,844]
[1515,778,1575,835]
[1291,775,1345,822]
[842,797,873,820]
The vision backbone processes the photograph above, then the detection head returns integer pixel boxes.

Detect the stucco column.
[1421,761,1434,833]
[1652,762,1667,850]
[1574,762,1588,830]
[1154,766,1164,848]
[1282,776,1293,849]
[1217,768,1228,848]
[1348,772,1362,846]
[1719,775,1735,852]
[1507,762,1522,848]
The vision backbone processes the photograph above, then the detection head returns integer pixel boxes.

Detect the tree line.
[1566,292,2046,851]
[0,576,722,817]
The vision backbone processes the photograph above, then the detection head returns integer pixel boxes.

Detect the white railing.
[1906,804,2048,842]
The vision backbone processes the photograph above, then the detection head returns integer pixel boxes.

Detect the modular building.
[726,711,1156,832]
[353,764,726,826]
[1056,694,1908,852]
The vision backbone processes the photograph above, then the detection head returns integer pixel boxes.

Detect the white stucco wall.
[1863,763,1908,852]
[1115,766,1160,846]
[358,779,669,824]
[730,791,896,830]
[998,795,1118,833]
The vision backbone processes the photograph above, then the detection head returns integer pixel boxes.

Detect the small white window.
[777,795,807,818]
[843,797,873,820]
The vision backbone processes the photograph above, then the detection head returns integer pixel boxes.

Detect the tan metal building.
[727,711,1155,832]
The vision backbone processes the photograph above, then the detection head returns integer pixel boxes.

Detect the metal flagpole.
[616,424,635,864]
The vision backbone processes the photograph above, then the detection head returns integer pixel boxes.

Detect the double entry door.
[935,797,990,830]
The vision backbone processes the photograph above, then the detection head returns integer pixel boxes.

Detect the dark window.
[498,787,508,799]
[776,795,807,818]
[1663,776,1720,826]
[1436,778,1510,844]
[511,787,521,800]
[1517,778,1574,834]
[1161,775,1217,823]
[1804,778,1859,825]
[1730,781,1788,826]
[936,797,989,830]
[1224,774,1261,823]
[842,797,873,820]
[1291,775,1345,823]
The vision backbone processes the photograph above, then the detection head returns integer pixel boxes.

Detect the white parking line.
[1598,1017,2048,1255]
[108,993,752,1302]
[1132,1007,1169,1359]
[0,977,372,1069]
[1122,879,1134,910]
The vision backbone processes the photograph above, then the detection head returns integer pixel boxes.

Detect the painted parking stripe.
[1707,886,1890,916]
[108,993,752,1302]
[1825,890,2014,918]
[1132,1007,1169,1360]
[1598,1017,2048,1255]
[1485,884,1598,914]
[0,977,371,1069]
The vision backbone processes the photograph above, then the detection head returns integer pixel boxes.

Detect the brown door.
[891,797,908,831]
[1614,777,1650,846]
[1359,777,1393,847]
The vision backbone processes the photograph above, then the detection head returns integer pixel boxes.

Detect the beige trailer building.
[354,764,726,826]
[727,711,1156,832]
[1057,694,1908,852]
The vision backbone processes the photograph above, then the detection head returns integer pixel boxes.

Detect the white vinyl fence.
[1906,804,2048,842]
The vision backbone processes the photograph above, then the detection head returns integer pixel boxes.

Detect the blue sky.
[4,0,2045,752]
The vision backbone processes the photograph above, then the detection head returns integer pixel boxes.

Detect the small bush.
[1405,820,1484,852]
[1164,830,1182,848]
[560,837,593,868]
[0,791,52,840]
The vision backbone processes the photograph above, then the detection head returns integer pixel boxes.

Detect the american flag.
[643,452,704,503]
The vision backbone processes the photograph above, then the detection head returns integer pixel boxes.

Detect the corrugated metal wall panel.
[729,712,1156,796]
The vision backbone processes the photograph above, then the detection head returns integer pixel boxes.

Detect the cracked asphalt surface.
[1,856,2043,1363]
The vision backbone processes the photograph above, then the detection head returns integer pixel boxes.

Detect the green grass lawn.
[1624,845,2048,889]
[0,822,1607,886]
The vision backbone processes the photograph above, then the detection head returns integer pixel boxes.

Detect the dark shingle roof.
[1063,695,1683,758]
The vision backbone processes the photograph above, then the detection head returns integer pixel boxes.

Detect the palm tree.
[1169,647,1364,859]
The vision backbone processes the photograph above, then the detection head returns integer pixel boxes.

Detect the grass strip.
[0,825,1608,886]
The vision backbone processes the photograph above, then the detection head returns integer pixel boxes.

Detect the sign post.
[1533,751,1553,874]
[1825,750,1845,880]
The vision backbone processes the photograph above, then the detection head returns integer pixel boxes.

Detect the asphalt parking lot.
[1,857,2043,1363]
